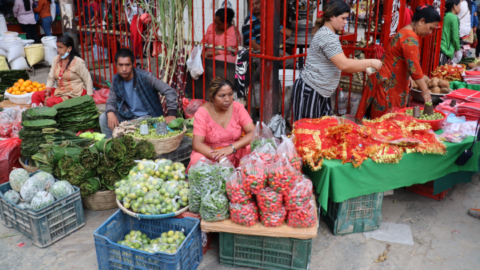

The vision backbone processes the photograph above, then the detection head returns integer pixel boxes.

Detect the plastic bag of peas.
[276,135,302,172]
[226,171,252,205]
[284,176,313,211]
[230,202,259,227]
[287,196,316,228]
[250,122,278,151]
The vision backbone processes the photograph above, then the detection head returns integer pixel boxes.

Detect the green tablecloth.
[450,81,480,91]
[304,133,480,212]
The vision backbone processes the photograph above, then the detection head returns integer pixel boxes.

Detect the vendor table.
[304,131,480,212]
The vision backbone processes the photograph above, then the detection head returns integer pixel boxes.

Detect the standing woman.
[33,0,53,36]
[13,0,39,43]
[355,5,440,122]
[292,0,382,121]
[440,0,461,65]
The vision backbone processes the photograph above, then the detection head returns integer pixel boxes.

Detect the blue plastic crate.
[94,210,202,270]
[0,181,85,248]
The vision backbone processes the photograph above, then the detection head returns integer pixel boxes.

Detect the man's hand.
[165,116,176,124]
[107,112,119,131]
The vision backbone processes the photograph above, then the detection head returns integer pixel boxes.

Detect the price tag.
[156,122,168,135]
[140,124,149,135]
[463,44,471,50]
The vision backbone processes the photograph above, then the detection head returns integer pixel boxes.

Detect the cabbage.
[20,172,56,202]
[79,132,94,139]
[4,190,20,204]
[9,168,30,192]
[17,202,31,210]
[50,181,75,200]
[93,133,106,141]
[30,191,55,210]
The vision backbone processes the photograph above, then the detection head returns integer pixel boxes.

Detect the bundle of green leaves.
[53,95,99,131]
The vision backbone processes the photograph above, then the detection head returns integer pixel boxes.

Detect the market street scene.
[0,0,479,269]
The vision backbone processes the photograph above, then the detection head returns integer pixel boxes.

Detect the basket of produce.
[4,79,47,104]
[115,159,190,219]
[18,157,38,173]
[82,190,117,210]
[399,106,447,131]
[0,169,85,247]
[131,117,187,155]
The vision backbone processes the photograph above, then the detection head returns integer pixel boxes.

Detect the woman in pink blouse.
[188,77,255,171]
[203,8,239,63]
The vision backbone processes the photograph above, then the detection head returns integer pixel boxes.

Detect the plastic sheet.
[0,138,22,185]
[363,222,414,245]
[93,88,110,104]
[183,98,206,119]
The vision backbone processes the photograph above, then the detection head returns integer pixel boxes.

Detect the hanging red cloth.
[130,15,144,58]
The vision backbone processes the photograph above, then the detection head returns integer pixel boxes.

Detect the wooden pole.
[59,0,79,48]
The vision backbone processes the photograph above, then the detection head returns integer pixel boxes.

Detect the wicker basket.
[132,126,186,155]
[116,199,189,219]
[82,190,118,211]
[19,156,38,174]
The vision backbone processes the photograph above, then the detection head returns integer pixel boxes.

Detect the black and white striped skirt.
[292,77,332,122]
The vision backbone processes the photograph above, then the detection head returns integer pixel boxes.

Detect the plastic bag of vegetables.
[284,176,313,211]
[4,190,20,204]
[200,190,229,222]
[225,170,252,205]
[275,135,302,171]
[259,206,287,227]
[230,202,259,227]
[250,122,277,151]
[287,196,316,228]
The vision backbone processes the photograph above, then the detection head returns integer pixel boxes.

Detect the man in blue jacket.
[99,48,178,138]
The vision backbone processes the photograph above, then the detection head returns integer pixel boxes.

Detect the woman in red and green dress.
[355,5,441,121]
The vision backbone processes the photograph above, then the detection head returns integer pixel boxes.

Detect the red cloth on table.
[445,88,480,103]
[130,15,144,58]
[457,102,480,120]
[31,89,87,107]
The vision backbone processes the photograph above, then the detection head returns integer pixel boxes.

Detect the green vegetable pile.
[132,116,185,139]
[133,129,183,139]
[53,95,99,131]
[19,107,58,158]
[79,131,106,141]
[188,159,234,213]
[115,160,189,215]
[200,190,230,222]
[117,230,186,254]
[405,109,444,120]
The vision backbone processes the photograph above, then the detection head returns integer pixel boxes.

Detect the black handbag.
[455,119,480,166]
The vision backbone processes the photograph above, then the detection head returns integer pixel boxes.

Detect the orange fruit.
[26,80,32,84]
[33,87,38,92]
[26,86,32,91]
[14,83,19,87]
[18,79,24,83]
[13,87,19,91]
[20,86,25,91]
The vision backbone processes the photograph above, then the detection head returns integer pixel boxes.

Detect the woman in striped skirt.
[292,0,382,122]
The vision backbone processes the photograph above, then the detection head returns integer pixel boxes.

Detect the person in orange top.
[33,0,52,36]
[355,5,440,122]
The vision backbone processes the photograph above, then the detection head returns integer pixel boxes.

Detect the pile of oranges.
[6,79,47,95]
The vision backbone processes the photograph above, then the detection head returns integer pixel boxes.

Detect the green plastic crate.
[321,192,383,235]
[219,232,312,270]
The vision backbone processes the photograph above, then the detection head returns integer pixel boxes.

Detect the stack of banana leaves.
[31,135,156,197]
[53,95,99,131]
[19,107,58,158]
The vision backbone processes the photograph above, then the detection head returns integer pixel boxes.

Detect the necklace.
[212,103,229,121]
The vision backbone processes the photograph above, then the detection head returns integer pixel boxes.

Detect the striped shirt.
[301,26,343,98]
[242,14,282,47]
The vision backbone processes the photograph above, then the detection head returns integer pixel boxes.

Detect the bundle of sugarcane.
[53,95,100,131]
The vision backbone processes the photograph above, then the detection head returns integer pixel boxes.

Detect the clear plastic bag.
[287,196,316,228]
[230,202,259,227]
[200,190,230,222]
[161,181,180,198]
[259,205,286,227]
[184,98,206,119]
[266,156,301,195]
[240,154,267,195]
[186,45,204,80]
[251,143,276,165]
[225,171,252,204]
[250,122,277,151]
[284,176,313,211]
[276,135,302,171]
[452,50,463,64]
[257,187,283,213]
[4,189,20,204]
[436,132,468,143]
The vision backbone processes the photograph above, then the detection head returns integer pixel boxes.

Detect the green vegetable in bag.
[200,190,229,222]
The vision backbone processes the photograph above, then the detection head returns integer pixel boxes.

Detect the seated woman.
[32,36,93,107]
[188,77,255,171]
[203,8,239,63]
